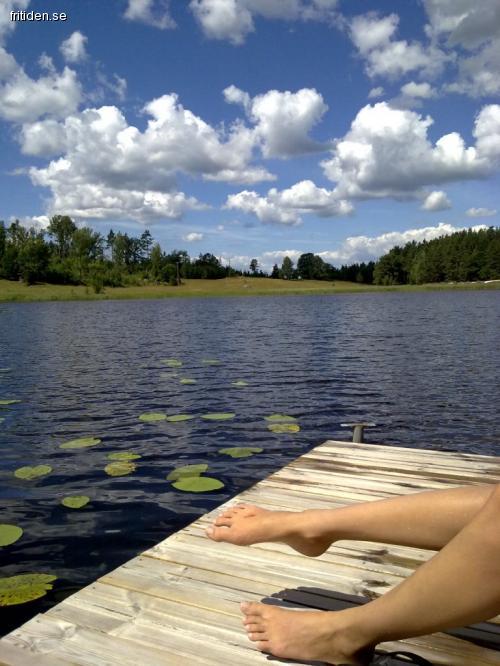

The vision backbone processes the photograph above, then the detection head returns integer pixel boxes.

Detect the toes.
[214,515,233,527]
[205,526,227,541]
[240,601,265,616]
[256,640,271,653]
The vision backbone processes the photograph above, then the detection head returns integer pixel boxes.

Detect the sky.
[0,0,499,271]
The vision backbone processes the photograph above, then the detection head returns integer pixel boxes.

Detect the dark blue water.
[0,291,499,633]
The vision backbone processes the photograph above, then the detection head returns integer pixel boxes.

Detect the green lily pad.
[264,413,297,423]
[61,496,90,509]
[0,574,57,606]
[0,368,11,373]
[172,476,225,493]
[60,436,101,450]
[161,358,182,367]
[160,372,178,379]
[268,423,301,433]
[202,412,235,421]
[138,412,167,422]
[166,414,194,422]
[180,378,197,385]
[14,465,52,480]
[0,399,21,406]
[0,417,4,423]
[107,452,141,461]
[202,359,221,365]
[231,380,249,387]
[219,447,263,458]
[105,461,136,477]
[0,524,23,547]
[167,463,208,482]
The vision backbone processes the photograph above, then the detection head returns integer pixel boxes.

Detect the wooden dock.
[2,439,500,665]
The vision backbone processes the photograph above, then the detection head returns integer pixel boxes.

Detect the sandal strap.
[372,650,433,665]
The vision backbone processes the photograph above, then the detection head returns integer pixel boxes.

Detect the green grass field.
[0,277,499,302]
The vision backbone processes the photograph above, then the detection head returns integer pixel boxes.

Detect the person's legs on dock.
[206,483,500,665]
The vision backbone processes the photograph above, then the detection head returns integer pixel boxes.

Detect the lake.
[0,290,499,633]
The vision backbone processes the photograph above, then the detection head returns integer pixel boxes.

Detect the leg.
[206,484,495,554]
[240,484,500,664]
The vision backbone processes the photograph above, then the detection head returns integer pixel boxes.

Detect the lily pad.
[0,524,23,547]
[264,413,297,422]
[180,378,197,385]
[14,465,52,480]
[160,372,178,379]
[161,358,183,367]
[61,496,90,509]
[268,423,301,434]
[107,452,141,461]
[105,461,136,477]
[0,399,21,406]
[172,476,225,493]
[231,380,249,387]
[138,412,167,422]
[166,414,194,422]
[202,359,221,365]
[219,447,263,458]
[0,417,4,423]
[202,412,235,421]
[167,463,208,481]
[0,574,57,606]
[60,436,101,450]
[0,368,11,373]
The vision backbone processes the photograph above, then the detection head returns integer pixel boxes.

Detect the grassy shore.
[0,277,499,303]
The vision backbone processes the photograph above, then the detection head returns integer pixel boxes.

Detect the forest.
[0,216,498,291]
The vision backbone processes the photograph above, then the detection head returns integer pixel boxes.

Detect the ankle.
[331,608,377,662]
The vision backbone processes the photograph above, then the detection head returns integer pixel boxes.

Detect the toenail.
[206,528,214,536]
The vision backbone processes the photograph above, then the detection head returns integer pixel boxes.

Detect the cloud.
[368,86,384,99]
[190,0,338,45]
[421,190,451,211]
[223,85,328,158]
[183,232,204,241]
[423,1,500,97]
[11,214,50,231]
[321,102,500,201]
[318,222,488,265]
[124,0,176,29]
[466,207,497,217]
[60,31,88,63]
[0,62,81,122]
[0,0,30,45]
[349,12,449,80]
[23,93,285,221]
[225,180,352,225]
[400,81,437,99]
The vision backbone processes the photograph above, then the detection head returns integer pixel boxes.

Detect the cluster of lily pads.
[0,358,302,606]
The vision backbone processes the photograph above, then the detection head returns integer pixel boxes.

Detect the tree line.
[372,227,500,285]
[0,216,498,290]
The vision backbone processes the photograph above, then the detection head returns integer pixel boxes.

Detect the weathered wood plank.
[1,440,500,665]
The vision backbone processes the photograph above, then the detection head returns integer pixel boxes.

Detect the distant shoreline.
[1,277,499,303]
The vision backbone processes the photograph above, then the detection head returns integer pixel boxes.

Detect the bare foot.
[205,504,331,556]
[240,602,373,665]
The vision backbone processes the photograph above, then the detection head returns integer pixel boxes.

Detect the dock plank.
[1,439,500,665]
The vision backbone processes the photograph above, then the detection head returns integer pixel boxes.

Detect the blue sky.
[1,0,499,270]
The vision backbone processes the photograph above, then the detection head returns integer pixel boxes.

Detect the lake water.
[0,291,499,633]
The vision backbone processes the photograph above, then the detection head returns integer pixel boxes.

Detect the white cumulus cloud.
[60,31,88,63]
[349,12,449,80]
[321,102,500,201]
[124,0,176,29]
[183,232,204,241]
[190,0,338,45]
[466,207,497,217]
[225,180,352,225]
[223,85,328,158]
[421,190,451,211]
[0,0,30,45]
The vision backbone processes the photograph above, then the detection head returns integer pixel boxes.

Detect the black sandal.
[370,650,433,665]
